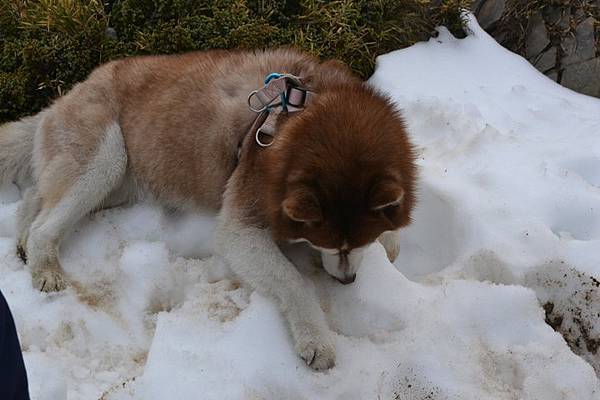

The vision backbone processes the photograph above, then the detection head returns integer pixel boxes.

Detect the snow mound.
[0,14,598,400]
[369,13,600,378]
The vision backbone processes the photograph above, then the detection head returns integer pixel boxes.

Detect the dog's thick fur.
[0,48,416,370]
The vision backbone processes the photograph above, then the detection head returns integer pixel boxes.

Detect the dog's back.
[34,48,354,211]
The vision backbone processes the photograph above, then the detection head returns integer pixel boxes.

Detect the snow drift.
[0,14,598,400]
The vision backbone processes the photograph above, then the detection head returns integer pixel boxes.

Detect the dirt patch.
[99,376,137,400]
[71,278,118,310]
[384,369,448,400]
[543,272,600,356]
[526,262,600,375]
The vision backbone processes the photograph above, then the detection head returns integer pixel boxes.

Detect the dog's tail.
[0,114,40,187]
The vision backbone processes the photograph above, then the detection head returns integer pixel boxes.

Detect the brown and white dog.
[0,48,416,370]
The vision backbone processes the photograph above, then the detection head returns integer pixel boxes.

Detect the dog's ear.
[282,187,322,223]
[369,178,404,211]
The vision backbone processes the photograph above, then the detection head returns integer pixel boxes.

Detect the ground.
[0,14,598,400]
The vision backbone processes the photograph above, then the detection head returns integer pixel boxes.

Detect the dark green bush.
[0,0,469,123]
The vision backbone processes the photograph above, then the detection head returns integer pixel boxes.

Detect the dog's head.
[264,84,416,284]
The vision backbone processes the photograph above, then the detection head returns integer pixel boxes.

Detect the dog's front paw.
[296,334,336,371]
[32,269,66,292]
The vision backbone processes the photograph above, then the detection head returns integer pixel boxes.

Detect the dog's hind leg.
[15,187,41,263]
[27,123,127,292]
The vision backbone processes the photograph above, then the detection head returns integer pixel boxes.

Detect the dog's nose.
[336,273,356,285]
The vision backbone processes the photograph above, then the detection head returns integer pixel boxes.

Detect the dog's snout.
[336,273,356,285]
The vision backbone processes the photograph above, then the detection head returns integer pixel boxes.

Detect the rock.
[105,27,118,40]
[476,0,506,30]
[471,0,484,11]
[526,13,550,59]
[561,35,577,61]
[577,17,595,51]
[556,12,571,30]
[562,17,596,66]
[534,47,557,72]
[476,1,599,98]
[561,57,600,97]
[544,7,570,30]
[494,31,507,45]
[543,6,562,26]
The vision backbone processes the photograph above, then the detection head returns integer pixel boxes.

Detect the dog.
[0,48,416,370]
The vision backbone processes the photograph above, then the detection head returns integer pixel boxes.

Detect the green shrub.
[0,0,469,123]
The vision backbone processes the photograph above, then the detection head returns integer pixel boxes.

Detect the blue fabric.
[0,290,30,400]
[263,72,282,84]
[264,72,288,111]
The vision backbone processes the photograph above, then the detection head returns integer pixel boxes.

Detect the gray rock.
[105,27,118,40]
[561,35,577,61]
[526,13,550,59]
[562,17,596,66]
[543,7,562,26]
[476,0,506,30]
[494,31,507,45]
[534,47,557,72]
[561,57,600,97]
[471,0,484,11]
[556,12,571,30]
[546,71,558,82]
[576,17,595,55]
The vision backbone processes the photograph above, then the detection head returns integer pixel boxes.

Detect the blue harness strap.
[264,73,288,111]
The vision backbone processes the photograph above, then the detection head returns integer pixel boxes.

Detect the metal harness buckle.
[246,73,313,148]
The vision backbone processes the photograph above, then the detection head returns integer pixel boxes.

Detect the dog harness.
[246,73,314,147]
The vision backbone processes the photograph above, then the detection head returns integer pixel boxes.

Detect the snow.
[0,13,599,400]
